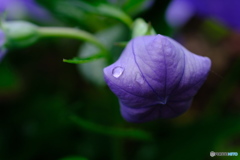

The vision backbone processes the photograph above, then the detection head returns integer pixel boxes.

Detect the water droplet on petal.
[112,66,124,78]
[135,73,144,84]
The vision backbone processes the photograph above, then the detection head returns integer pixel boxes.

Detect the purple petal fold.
[104,34,211,123]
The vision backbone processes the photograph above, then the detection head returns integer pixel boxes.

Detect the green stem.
[38,27,107,53]
[70,115,153,141]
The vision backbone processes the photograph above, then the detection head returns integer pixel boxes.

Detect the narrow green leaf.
[63,53,104,64]
[70,115,153,141]
[53,1,133,28]
[59,156,88,160]
[0,64,22,92]
[122,0,152,16]
[201,20,229,43]
[96,4,133,28]
[114,41,128,47]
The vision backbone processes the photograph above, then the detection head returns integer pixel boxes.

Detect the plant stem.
[38,27,107,53]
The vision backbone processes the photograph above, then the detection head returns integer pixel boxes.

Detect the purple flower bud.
[103,35,211,123]
[0,0,52,22]
[0,29,6,62]
[22,0,52,22]
[166,0,240,31]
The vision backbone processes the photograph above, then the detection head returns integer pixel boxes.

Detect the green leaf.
[132,18,156,38]
[63,53,104,64]
[59,156,88,160]
[0,63,22,93]
[47,0,133,29]
[70,115,153,141]
[201,20,229,43]
[96,3,133,28]
[122,0,153,16]
[114,41,128,47]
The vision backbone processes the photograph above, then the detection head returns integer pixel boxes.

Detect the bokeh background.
[1,0,240,160]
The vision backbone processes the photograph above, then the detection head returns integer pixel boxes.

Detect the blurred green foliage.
[1,0,240,160]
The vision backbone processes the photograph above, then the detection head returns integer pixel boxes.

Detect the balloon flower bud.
[0,0,53,22]
[103,34,211,123]
[166,0,240,31]
[3,21,39,48]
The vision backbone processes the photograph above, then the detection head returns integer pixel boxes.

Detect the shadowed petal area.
[104,34,211,123]
[120,102,163,123]
[120,99,192,123]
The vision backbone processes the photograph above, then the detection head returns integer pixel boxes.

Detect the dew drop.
[135,73,144,84]
[112,66,124,78]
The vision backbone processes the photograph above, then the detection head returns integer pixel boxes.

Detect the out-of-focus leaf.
[114,41,128,47]
[59,156,88,160]
[41,0,132,30]
[122,0,154,16]
[39,0,110,31]
[63,53,104,64]
[201,20,229,43]
[0,63,21,93]
[70,115,153,141]
[134,116,240,160]
[65,1,133,28]
[132,18,156,38]
[205,58,240,119]
[95,3,133,28]
[77,24,129,86]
